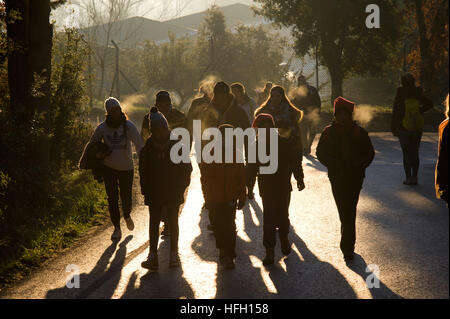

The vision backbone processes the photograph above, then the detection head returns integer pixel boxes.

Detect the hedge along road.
[0,133,448,299]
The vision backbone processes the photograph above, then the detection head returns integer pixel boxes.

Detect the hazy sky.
[52,0,256,28]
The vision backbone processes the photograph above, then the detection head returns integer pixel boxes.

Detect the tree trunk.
[414,0,433,99]
[321,37,344,105]
[28,0,52,170]
[6,0,29,125]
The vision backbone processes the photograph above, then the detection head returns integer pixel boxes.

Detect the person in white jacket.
[90,97,144,240]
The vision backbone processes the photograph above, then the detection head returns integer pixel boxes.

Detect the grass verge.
[0,170,108,288]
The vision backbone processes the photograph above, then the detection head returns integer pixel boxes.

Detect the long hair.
[255,85,303,122]
[105,111,128,129]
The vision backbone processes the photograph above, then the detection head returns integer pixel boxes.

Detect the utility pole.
[111,40,120,99]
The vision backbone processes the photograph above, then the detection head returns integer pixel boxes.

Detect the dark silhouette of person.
[316,97,375,262]
[391,73,433,185]
[292,75,322,156]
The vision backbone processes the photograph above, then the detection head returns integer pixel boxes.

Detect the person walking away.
[292,75,322,156]
[257,82,273,106]
[200,81,250,231]
[391,73,433,185]
[231,82,258,199]
[435,94,449,205]
[139,107,192,271]
[141,90,187,236]
[90,97,144,241]
[200,124,246,269]
[316,97,374,262]
[249,113,305,265]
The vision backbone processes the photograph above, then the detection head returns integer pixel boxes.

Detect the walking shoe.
[125,217,135,231]
[223,256,235,269]
[263,248,275,266]
[280,237,292,256]
[111,228,122,241]
[161,223,170,236]
[141,253,159,271]
[403,177,412,185]
[169,251,181,268]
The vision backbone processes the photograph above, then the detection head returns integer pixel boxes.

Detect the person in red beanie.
[316,97,374,262]
[249,113,305,265]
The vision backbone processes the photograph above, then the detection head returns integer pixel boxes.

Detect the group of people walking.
[80,73,448,272]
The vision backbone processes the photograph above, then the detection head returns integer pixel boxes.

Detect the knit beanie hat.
[334,97,355,114]
[252,113,276,128]
[149,106,169,133]
[155,90,171,104]
[104,97,122,114]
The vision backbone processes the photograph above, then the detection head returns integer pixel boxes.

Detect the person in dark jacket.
[199,81,250,231]
[200,124,246,269]
[141,90,187,236]
[435,94,449,205]
[316,97,375,262]
[249,113,305,265]
[391,73,433,185]
[292,75,322,156]
[139,107,192,271]
[141,90,187,142]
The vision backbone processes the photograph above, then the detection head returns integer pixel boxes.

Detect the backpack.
[402,98,424,132]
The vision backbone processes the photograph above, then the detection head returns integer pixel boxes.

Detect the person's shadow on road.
[46,235,133,299]
[191,197,361,298]
[121,235,195,299]
[246,200,358,298]
[345,253,403,299]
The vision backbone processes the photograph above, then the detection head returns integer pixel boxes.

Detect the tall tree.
[5,0,58,166]
[404,0,448,100]
[254,0,401,103]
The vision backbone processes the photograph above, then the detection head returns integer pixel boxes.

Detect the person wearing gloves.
[316,97,374,262]
[139,107,192,271]
[248,113,305,266]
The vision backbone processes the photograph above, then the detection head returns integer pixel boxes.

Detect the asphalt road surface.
[1,133,448,299]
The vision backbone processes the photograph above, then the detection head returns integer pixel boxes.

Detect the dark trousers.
[301,117,317,154]
[398,130,422,178]
[246,163,257,194]
[149,204,180,254]
[245,141,256,194]
[330,177,363,256]
[261,192,291,248]
[208,202,237,258]
[103,166,134,229]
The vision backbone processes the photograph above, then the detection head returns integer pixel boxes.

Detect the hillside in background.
[165,2,265,30]
[81,3,267,47]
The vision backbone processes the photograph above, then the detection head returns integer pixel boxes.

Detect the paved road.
[1,133,448,299]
